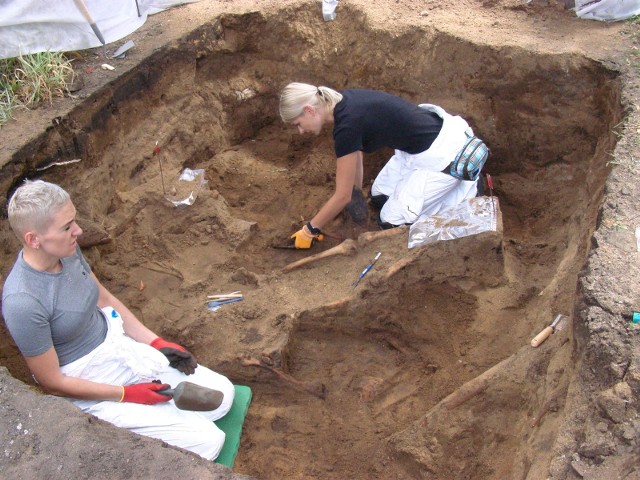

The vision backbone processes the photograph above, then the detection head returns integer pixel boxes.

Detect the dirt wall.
[0,2,638,479]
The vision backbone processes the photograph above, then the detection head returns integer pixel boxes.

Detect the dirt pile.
[0,367,255,480]
[0,1,639,479]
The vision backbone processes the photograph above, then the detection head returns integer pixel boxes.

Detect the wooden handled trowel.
[530,314,568,348]
[158,381,224,411]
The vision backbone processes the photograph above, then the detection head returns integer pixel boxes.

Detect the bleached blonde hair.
[8,179,70,240]
[279,82,343,122]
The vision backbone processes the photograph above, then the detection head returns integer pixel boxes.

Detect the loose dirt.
[1,1,639,479]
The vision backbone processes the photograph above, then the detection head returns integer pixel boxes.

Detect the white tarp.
[575,0,640,21]
[0,0,199,60]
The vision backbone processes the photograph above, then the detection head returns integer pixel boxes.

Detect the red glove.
[120,382,171,405]
[150,337,198,375]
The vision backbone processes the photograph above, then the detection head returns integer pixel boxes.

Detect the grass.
[0,51,74,127]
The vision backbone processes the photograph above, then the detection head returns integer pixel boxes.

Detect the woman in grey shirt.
[2,179,234,461]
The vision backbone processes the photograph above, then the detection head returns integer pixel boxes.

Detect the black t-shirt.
[332,89,443,158]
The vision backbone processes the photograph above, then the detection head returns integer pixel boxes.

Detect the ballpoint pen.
[352,252,382,288]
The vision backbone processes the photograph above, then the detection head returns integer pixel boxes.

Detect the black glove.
[150,337,198,375]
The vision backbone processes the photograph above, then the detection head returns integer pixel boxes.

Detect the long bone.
[239,355,327,399]
[282,239,358,272]
[282,227,408,273]
[356,225,407,247]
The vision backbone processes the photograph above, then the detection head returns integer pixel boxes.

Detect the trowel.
[158,381,224,411]
[530,314,568,348]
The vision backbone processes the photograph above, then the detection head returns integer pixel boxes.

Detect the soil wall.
[0,2,638,479]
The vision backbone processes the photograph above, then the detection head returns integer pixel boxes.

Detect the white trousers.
[371,104,479,225]
[372,155,479,225]
[60,307,235,461]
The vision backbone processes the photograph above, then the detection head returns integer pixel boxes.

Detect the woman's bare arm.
[310,151,360,228]
[25,347,123,401]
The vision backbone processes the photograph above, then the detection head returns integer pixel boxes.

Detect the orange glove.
[291,223,324,249]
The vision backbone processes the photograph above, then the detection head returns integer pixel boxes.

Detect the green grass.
[0,51,74,127]
[0,84,18,124]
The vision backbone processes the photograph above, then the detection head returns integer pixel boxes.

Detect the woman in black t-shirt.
[279,82,483,248]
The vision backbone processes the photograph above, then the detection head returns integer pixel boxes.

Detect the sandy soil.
[1,1,639,479]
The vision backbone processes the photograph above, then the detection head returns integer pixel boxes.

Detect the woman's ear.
[24,231,40,249]
[303,105,316,116]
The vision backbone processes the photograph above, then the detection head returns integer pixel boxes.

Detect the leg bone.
[283,239,358,272]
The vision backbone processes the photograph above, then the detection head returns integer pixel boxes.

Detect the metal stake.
[154,141,166,196]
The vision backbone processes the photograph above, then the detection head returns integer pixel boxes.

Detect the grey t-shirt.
[2,246,107,366]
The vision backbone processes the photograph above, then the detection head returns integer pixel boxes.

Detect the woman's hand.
[150,337,198,375]
[120,382,171,404]
[291,223,324,249]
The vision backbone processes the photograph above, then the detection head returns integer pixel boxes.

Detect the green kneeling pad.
[214,385,252,468]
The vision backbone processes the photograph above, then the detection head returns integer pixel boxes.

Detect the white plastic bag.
[166,168,207,207]
[408,196,498,249]
[575,0,640,21]
[322,0,338,21]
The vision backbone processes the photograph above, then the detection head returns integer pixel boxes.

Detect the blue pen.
[352,252,382,288]
[207,297,243,311]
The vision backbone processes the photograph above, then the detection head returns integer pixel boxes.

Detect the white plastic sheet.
[408,196,499,249]
[0,0,200,60]
[575,0,640,21]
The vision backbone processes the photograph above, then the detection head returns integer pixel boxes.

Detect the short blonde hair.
[7,179,70,240]
[279,82,343,122]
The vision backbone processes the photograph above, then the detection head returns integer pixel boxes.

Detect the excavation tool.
[530,314,568,347]
[207,291,242,301]
[486,173,496,218]
[158,381,224,411]
[239,356,327,399]
[272,235,309,250]
[154,141,166,196]
[352,251,381,288]
[207,297,243,311]
[272,242,297,250]
[73,0,106,53]
[112,40,135,59]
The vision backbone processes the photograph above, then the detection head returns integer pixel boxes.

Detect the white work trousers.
[371,104,479,225]
[60,307,235,461]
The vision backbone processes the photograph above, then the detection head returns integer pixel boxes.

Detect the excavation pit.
[0,5,625,480]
